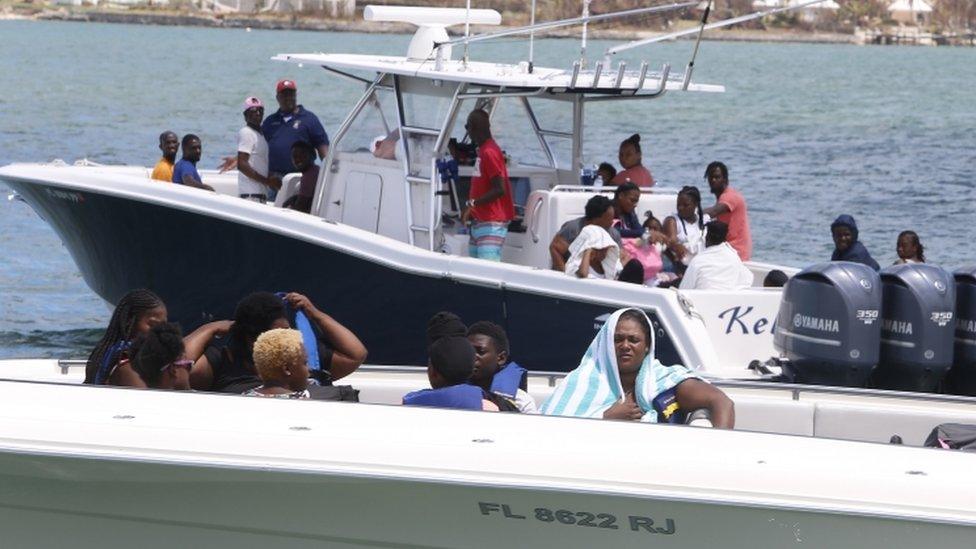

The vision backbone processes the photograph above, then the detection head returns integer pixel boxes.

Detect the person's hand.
[285,292,317,314]
[267,175,282,191]
[647,230,669,245]
[218,156,238,173]
[602,392,644,421]
[461,207,472,224]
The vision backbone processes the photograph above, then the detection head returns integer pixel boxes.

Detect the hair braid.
[84,289,164,384]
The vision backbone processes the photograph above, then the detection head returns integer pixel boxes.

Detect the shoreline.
[14,8,857,44]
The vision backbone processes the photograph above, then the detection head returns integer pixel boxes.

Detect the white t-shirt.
[670,212,710,263]
[511,389,539,414]
[237,126,269,196]
[679,242,754,291]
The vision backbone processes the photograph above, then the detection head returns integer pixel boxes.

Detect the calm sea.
[0,20,974,359]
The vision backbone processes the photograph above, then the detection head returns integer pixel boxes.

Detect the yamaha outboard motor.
[774,262,882,387]
[947,267,976,396]
[873,264,955,392]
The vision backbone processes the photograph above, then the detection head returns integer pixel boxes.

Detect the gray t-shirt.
[557,217,622,248]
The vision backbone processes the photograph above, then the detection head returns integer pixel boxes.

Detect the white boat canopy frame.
[273,4,733,251]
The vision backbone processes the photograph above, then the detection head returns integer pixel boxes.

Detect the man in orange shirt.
[703,161,752,261]
[150,131,179,182]
[461,109,515,261]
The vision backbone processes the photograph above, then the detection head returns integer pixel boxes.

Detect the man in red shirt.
[461,109,515,261]
[703,161,752,261]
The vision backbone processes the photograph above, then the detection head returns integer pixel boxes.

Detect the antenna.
[682,0,712,90]
[435,2,695,50]
[528,0,537,73]
[463,0,472,66]
[580,0,592,68]
[606,0,829,56]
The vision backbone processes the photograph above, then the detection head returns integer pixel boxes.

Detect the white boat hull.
[0,370,974,548]
[1,448,973,548]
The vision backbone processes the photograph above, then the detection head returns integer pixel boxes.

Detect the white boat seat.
[273,173,304,208]
[813,402,976,446]
[730,396,815,436]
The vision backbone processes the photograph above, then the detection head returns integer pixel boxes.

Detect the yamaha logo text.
[793,314,840,333]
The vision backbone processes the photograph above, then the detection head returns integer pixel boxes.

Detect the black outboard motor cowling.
[873,264,955,392]
[774,262,881,387]
[947,267,976,396]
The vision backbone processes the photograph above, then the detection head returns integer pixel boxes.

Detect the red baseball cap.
[276,79,297,93]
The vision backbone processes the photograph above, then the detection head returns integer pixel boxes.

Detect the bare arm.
[236,151,273,189]
[190,354,215,391]
[576,248,592,278]
[549,235,569,271]
[183,320,232,362]
[218,156,238,173]
[675,379,735,429]
[108,360,148,389]
[461,176,506,224]
[181,172,215,192]
[286,293,368,381]
[703,201,730,218]
[662,217,688,258]
[317,144,330,162]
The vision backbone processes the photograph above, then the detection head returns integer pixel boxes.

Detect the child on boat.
[894,230,926,264]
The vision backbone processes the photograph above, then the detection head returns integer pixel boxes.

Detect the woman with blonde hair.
[246,328,359,401]
[246,328,312,399]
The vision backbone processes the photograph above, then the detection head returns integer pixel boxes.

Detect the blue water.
[0,20,974,358]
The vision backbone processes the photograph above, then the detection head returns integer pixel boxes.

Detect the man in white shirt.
[237,97,280,203]
[679,220,754,291]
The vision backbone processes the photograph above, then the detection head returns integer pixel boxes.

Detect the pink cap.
[242,96,264,112]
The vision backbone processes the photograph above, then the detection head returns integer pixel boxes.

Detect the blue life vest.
[275,292,320,372]
[489,362,527,399]
[94,340,130,385]
[402,385,485,410]
[652,387,686,424]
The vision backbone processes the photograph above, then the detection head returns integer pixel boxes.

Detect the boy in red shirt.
[461,109,515,261]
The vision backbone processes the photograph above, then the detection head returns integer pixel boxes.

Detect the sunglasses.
[162,359,193,372]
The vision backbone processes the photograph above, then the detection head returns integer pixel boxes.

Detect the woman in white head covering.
[565,224,622,280]
[540,308,734,428]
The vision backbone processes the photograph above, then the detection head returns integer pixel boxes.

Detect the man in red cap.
[260,79,330,201]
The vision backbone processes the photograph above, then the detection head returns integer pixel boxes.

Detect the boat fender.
[94,340,130,385]
[403,384,485,410]
[275,292,320,373]
[489,362,527,398]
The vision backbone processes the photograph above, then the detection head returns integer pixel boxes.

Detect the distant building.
[751,0,839,23]
[888,0,934,25]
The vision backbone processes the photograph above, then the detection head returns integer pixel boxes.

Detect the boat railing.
[49,359,976,404]
[550,185,680,195]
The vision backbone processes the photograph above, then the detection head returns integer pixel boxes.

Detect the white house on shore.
[888,0,934,25]
[752,0,839,23]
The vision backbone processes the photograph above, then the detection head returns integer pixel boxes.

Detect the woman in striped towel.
[540,308,734,428]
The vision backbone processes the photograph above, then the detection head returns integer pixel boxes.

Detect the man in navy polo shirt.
[261,79,329,199]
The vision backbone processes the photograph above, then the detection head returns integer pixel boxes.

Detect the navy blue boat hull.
[8,180,680,371]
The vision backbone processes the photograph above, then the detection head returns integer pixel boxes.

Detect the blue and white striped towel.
[540,308,698,422]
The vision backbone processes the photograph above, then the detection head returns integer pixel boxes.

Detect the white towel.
[564,225,621,279]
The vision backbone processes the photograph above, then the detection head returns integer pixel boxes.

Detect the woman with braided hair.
[663,185,710,269]
[86,289,233,387]
[85,289,168,386]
